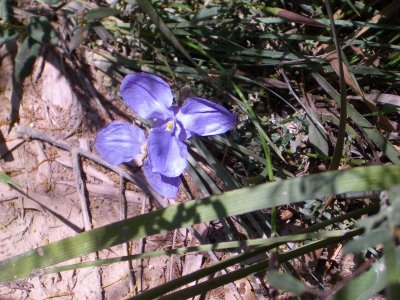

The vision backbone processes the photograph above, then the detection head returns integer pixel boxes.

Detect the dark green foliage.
[14,16,59,83]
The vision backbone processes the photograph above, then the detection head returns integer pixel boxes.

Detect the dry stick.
[0,139,25,159]
[72,150,104,300]
[57,181,144,205]
[73,151,92,231]
[168,229,178,282]
[16,126,166,296]
[119,177,136,293]
[10,186,82,233]
[56,154,115,185]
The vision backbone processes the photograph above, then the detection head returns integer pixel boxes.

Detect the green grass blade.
[1,165,400,282]
[384,240,400,299]
[324,0,347,171]
[0,172,19,188]
[257,18,400,30]
[385,186,400,299]
[242,32,400,50]
[131,246,272,300]
[43,230,349,275]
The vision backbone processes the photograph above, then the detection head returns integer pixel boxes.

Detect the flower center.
[166,120,174,132]
[141,143,147,154]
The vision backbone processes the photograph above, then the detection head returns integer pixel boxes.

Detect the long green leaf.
[43,230,348,275]
[257,18,400,31]
[324,0,347,171]
[0,165,400,282]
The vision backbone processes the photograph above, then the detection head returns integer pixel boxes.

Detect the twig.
[72,150,92,231]
[56,153,114,186]
[168,229,178,282]
[0,139,25,159]
[9,186,82,233]
[57,181,145,205]
[72,149,104,299]
[120,177,136,293]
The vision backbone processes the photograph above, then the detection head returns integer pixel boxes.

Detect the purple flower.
[94,121,146,166]
[94,73,236,198]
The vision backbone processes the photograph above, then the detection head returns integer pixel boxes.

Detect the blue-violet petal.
[143,159,180,198]
[148,122,188,177]
[120,73,174,120]
[94,121,146,165]
[176,97,236,137]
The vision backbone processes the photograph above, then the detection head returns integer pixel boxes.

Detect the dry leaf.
[326,52,364,97]
[280,209,294,221]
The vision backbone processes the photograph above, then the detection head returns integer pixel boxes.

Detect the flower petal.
[176,97,236,137]
[143,159,180,199]
[94,121,145,165]
[148,123,188,177]
[120,73,174,120]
